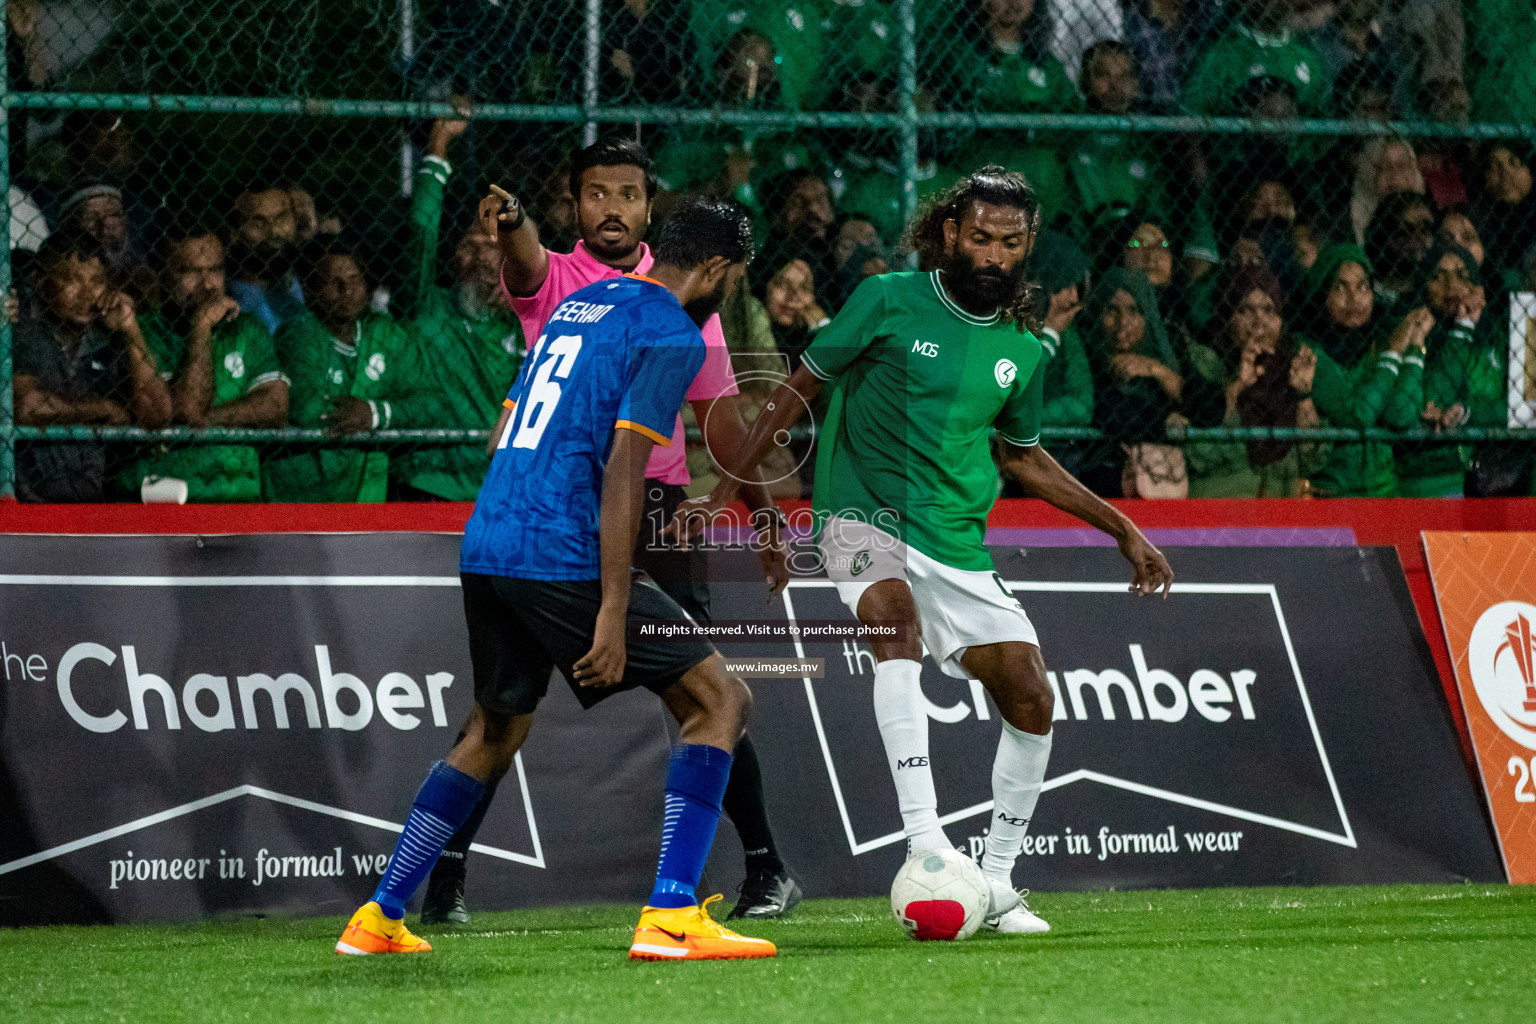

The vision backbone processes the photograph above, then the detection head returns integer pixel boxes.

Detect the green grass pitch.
[4,884,1534,1023]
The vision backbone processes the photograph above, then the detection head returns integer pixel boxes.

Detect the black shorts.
[461,571,716,715]
[632,481,712,623]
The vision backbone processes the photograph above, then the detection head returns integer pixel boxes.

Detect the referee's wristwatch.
[500,193,526,232]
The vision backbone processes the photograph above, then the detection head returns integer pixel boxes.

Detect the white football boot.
[982,878,1050,934]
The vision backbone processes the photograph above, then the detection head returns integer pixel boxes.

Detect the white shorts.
[817,516,1038,678]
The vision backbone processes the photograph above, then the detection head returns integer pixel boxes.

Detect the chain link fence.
[2,0,1534,503]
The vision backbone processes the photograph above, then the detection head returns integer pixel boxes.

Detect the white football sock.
[982,721,1052,884]
[872,658,949,854]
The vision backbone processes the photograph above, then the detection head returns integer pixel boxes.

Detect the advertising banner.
[0,534,676,925]
[1423,531,1536,883]
[705,544,1501,896]
[0,535,1502,925]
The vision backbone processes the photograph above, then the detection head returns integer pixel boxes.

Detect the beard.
[96,234,135,273]
[456,279,501,319]
[682,276,730,327]
[943,250,1023,313]
[228,237,294,282]
[584,218,642,263]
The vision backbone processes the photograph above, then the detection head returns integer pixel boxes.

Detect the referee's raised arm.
[478,183,549,298]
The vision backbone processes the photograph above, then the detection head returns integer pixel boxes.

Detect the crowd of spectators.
[5,0,1534,501]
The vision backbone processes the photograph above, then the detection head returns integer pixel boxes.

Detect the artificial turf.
[3,884,1534,1023]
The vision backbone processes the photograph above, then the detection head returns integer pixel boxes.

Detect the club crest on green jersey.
[994,359,1017,388]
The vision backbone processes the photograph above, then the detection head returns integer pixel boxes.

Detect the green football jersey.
[264,311,446,502]
[1182,25,1328,116]
[801,271,1044,570]
[391,154,525,501]
[688,0,826,109]
[128,310,286,502]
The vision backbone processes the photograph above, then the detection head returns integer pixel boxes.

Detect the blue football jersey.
[460,276,706,580]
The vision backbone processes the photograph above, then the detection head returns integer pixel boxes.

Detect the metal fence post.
[0,0,13,500]
[398,0,416,198]
[896,0,918,244]
[582,0,601,147]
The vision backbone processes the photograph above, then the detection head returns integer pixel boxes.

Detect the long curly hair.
[903,166,1040,331]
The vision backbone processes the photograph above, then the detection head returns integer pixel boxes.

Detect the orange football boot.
[335,901,433,955]
[629,894,777,961]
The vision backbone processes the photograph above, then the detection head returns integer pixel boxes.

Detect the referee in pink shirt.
[423,139,802,925]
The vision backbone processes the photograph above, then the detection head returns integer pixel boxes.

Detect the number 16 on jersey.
[501,333,584,451]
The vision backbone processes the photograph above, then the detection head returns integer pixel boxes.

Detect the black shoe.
[420,870,471,926]
[727,868,802,920]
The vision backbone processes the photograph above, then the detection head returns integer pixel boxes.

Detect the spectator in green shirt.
[688,0,826,111]
[950,0,1078,223]
[650,29,821,213]
[1066,40,1217,263]
[827,73,961,251]
[391,112,525,501]
[1070,41,1159,220]
[1297,244,1430,497]
[957,0,1079,111]
[1394,240,1511,497]
[1183,0,1329,116]
[825,0,900,95]
[126,228,290,502]
[263,241,446,502]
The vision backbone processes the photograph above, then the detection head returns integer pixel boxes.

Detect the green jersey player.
[674,167,1174,935]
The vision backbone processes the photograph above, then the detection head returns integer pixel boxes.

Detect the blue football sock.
[649,743,734,909]
[372,761,485,920]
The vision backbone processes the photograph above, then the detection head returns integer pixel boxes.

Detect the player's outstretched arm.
[666,364,824,547]
[478,184,550,298]
[573,426,658,688]
[998,440,1174,598]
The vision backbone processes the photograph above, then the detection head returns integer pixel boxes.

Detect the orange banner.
[1423,532,1536,883]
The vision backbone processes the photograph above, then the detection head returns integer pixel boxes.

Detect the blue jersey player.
[337,199,776,961]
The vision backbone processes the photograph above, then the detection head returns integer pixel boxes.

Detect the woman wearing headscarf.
[708,251,830,498]
[1092,204,1198,344]
[1181,263,1326,497]
[1298,244,1432,496]
[1079,267,1188,495]
[1395,239,1517,496]
[1000,227,1096,492]
[1472,142,1536,285]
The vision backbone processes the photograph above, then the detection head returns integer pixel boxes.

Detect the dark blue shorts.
[461,571,715,715]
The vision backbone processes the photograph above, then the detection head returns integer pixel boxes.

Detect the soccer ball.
[890,848,990,941]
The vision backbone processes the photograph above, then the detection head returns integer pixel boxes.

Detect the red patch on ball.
[901,899,966,941]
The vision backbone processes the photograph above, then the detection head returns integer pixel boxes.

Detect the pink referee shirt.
[507,240,737,486]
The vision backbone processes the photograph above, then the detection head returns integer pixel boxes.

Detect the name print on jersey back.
[460,277,706,582]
